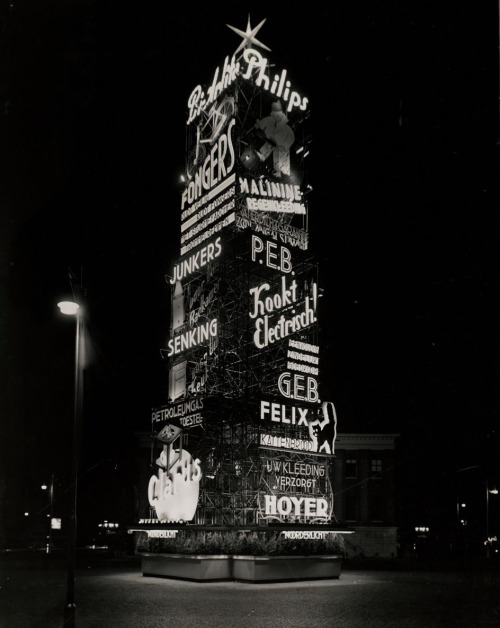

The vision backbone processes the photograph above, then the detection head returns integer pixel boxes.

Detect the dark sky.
[1,1,499,533]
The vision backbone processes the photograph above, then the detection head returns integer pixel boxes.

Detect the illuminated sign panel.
[263,494,328,519]
[287,338,319,375]
[180,211,234,257]
[152,398,205,429]
[251,235,293,274]
[282,530,333,539]
[169,237,222,284]
[263,457,326,493]
[259,400,337,456]
[167,318,218,357]
[260,399,310,426]
[235,207,308,250]
[182,35,311,251]
[180,95,237,257]
[259,447,334,523]
[148,420,203,523]
[183,114,236,195]
[181,184,235,239]
[240,176,306,215]
[249,276,317,349]
[146,529,179,539]
[164,236,222,400]
[278,372,319,404]
[260,432,317,454]
[187,49,307,127]
[148,447,202,522]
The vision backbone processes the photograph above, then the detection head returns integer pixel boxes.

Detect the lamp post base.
[64,603,76,627]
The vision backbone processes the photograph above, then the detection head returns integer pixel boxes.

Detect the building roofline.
[335,433,400,450]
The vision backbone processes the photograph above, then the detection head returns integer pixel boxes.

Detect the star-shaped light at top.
[226,15,271,56]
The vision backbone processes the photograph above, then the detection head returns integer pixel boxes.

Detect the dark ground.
[1,550,500,627]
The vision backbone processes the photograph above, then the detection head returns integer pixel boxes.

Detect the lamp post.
[456,501,466,532]
[455,465,499,559]
[486,480,499,559]
[41,474,54,553]
[57,298,83,627]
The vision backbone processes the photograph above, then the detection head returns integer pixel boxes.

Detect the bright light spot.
[57,301,80,315]
[24,512,29,516]
[41,484,47,490]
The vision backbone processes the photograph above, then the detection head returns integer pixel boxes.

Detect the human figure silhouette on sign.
[254,100,295,178]
[308,401,337,455]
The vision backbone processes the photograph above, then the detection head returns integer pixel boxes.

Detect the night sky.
[1,1,499,540]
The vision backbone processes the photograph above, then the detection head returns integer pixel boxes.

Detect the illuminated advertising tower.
[145,17,339,534]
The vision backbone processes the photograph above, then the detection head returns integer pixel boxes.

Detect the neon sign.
[169,237,222,284]
[263,494,328,519]
[181,118,236,203]
[287,339,319,375]
[282,531,331,540]
[240,176,302,202]
[240,48,308,113]
[148,424,202,522]
[167,318,218,357]
[240,176,306,215]
[278,372,319,404]
[259,401,337,456]
[250,276,298,317]
[187,49,308,126]
[264,458,326,493]
[260,400,309,426]
[181,197,234,245]
[236,206,308,250]
[251,235,292,274]
[249,276,317,349]
[152,399,205,429]
[147,530,179,539]
[246,197,305,214]
[260,433,317,453]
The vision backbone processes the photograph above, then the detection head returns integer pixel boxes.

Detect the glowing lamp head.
[57,301,80,315]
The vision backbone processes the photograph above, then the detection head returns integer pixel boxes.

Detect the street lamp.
[41,475,55,553]
[456,501,466,533]
[57,296,84,627]
[486,480,499,559]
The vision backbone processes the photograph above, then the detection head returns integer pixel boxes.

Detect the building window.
[371,459,382,477]
[345,459,357,479]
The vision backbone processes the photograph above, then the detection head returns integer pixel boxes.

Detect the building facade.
[334,433,399,558]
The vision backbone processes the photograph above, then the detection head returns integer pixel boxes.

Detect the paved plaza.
[1,551,499,627]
